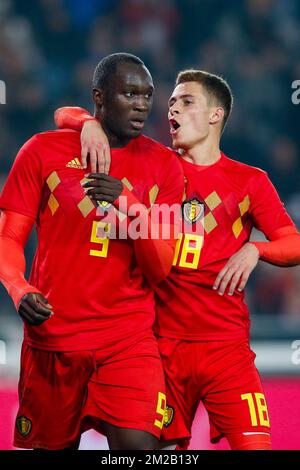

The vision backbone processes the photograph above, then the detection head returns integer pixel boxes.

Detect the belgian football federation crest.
[97,200,112,211]
[182,198,204,224]
[16,415,32,437]
[163,405,174,427]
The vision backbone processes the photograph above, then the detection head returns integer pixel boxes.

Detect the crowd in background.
[0,0,300,332]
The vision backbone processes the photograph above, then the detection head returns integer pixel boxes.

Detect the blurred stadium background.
[0,0,300,450]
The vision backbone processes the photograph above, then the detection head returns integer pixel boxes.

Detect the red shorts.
[14,333,166,449]
[158,338,271,447]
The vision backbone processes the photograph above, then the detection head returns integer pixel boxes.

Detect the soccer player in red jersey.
[56,68,300,450]
[155,70,300,450]
[0,53,185,450]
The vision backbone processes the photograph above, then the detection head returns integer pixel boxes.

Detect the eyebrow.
[168,94,195,106]
[124,83,154,91]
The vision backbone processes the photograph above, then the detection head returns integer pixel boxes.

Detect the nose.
[169,101,179,115]
[168,103,179,120]
[134,96,149,112]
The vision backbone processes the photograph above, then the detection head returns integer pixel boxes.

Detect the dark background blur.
[0,0,300,450]
[1,0,300,335]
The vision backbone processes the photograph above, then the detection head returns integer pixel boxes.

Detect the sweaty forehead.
[114,63,153,89]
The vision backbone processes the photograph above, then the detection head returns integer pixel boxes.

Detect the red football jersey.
[0,130,184,351]
[155,152,295,341]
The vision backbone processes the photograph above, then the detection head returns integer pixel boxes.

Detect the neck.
[107,132,132,149]
[94,110,131,148]
[180,136,221,166]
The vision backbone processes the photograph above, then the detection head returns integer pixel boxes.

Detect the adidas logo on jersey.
[66,157,84,169]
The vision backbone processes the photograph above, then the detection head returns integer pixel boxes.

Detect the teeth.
[171,122,179,131]
[170,119,179,130]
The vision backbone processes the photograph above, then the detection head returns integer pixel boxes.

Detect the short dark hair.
[92,53,145,90]
[176,70,233,131]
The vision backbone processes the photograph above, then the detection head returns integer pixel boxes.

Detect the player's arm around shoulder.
[54,107,110,173]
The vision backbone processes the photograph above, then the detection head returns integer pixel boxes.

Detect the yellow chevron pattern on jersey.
[66,157,84,169]
[46,171,61,215]
[232,194,250,238]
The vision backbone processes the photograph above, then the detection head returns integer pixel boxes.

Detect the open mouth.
[169,118,180,134]
[130,119,145,130]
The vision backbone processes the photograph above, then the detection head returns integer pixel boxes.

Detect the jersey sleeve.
[135,152,184,284]
[249,170,295,239]
[0,136,43,220]
[251,225,300,266]
[54,106,96,131]
[113,151,184,285]
[0,211,40,307]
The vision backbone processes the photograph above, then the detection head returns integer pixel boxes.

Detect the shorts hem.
[13,438,80,450]
[156,331,249,341]
[211,429,271,444]
[161,433,191,443]
[83,413,161,440]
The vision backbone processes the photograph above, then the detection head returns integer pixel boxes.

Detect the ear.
[209,107,224,125]
[92,88,104,107]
